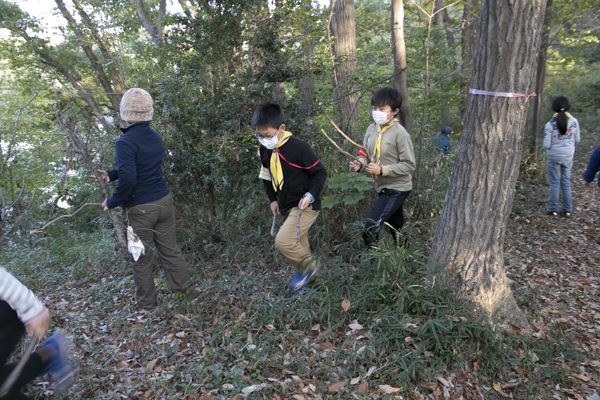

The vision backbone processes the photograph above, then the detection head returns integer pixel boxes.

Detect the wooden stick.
[319,128,358,160]
[327,118,364,150]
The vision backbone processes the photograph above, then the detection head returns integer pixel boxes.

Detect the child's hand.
[298,192,314,210]
[349,160,362,172]
[298,196,311,210]
[270,201,279,215]
[26,308,50,339]
[101,198,108,211]
[366,163,383,176]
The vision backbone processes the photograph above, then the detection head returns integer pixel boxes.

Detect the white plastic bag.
[126,225,145,262]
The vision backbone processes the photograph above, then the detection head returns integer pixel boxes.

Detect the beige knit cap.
[119,88,154,122]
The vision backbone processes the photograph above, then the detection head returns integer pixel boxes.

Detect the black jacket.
[260,136,327,214]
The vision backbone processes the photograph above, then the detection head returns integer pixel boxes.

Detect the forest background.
[0,0,599,399]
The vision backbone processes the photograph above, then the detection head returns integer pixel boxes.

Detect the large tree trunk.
[330,0,358,136]
[459,0,479,119]
[528,0,553,163]
[300,41,316,136]
[430,0,547,324]
[391,0,413,133]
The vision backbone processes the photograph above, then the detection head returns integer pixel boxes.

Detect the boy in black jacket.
[252,103,327,292]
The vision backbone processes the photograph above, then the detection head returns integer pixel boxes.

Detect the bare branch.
[31,202,101,233]
[136,0,163,46]
[55,0,120,111]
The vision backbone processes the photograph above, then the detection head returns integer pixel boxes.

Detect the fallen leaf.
[569,373,591,382]
[379,384,401,394]
[350,377,360,385]
[328,381,346,393]
[342,299,351,312]
[146,359,158,371]
[492,382,509,397]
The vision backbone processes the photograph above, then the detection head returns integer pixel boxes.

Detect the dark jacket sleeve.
[582,145,600,184]
[107,169,118,181]
[299,141,327,199]
[263,179,277,202]
[107,139,137,208]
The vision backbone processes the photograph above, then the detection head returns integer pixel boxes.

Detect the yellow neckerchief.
[373,119,396,164]
[270,131,293,192]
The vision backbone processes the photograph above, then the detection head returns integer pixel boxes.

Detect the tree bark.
[300,0,316,136]
[391,0,413,134]
[459,0,479,118]
[136,0,167,46]
[55,0,120,111]
[528,0,553,163]
[59,113,127,249]
[430,0,547,324]
[433,0,455,127]
[330,0,358,136]
[71,0,124,95]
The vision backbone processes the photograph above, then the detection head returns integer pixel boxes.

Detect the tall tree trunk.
[330,0,358,136]
[300,41,316,136]
[272,82,287,108]
[459,0,479,119]
[430,0,547,324]
[391,0,413,133]
[433,0,454,127]
[528,0,553,163]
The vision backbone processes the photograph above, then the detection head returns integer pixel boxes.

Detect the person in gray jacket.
[350,88,416,246]
[543,96,581,216]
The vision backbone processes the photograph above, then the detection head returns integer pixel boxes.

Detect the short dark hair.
[251,102,285,129]
[371,87,402,111]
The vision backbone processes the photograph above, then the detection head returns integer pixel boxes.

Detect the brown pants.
[275,206,320,273]
[126,193,190,308]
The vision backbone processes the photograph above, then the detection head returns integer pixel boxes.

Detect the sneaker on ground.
[40,330,75,391]
[287,272,304,291]
[290,269,317,293]
[546,211,558,216]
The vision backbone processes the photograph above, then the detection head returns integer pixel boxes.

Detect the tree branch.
[55,0,120,111]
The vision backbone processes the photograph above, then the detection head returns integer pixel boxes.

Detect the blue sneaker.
[290,269,317,293]
[287,272,304,291]
[40,330,75,390]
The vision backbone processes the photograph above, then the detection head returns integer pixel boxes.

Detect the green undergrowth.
[1,224,581,398]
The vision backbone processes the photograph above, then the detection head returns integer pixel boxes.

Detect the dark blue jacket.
[106,122,169,209]
[582,145,600,188]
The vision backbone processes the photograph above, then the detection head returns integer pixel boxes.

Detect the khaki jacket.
[358,121,415,192]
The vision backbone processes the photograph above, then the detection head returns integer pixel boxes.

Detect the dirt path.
[505,146,600,398]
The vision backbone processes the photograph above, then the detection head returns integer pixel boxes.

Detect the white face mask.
[257,134,279,150]
[372,110,391,125]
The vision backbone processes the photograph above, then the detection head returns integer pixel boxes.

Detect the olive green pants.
[275,206,320,272]
[126,193,190,309]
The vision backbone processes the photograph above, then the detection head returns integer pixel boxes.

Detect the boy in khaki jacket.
[350,87,415,246]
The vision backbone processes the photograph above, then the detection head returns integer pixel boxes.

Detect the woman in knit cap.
[97,88,190,310]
